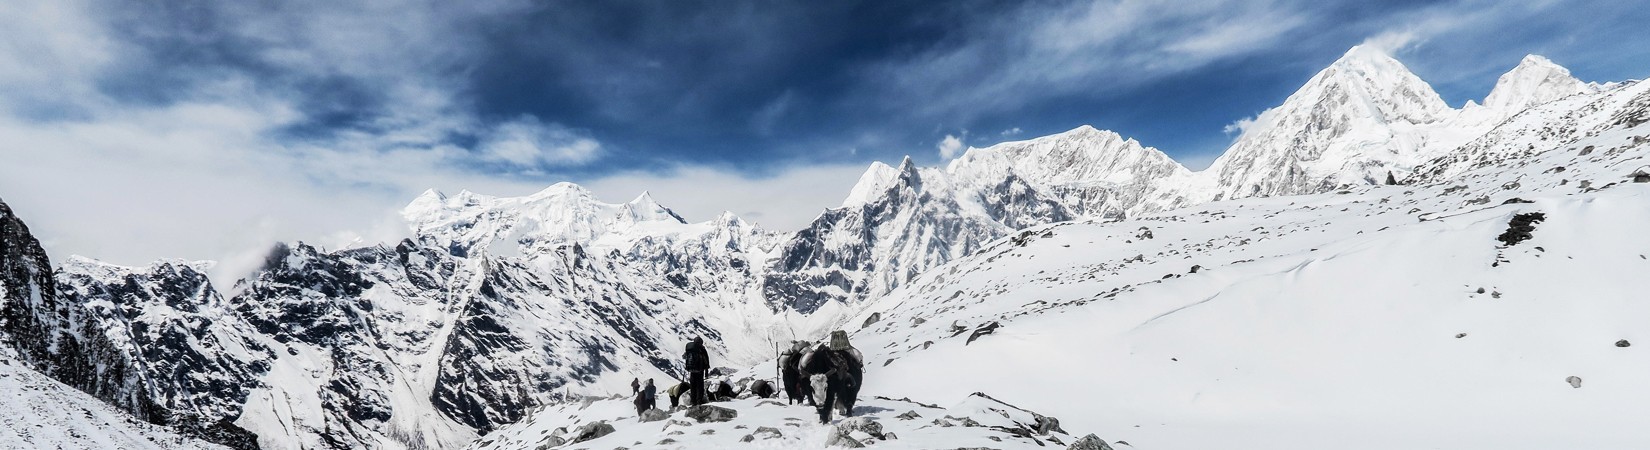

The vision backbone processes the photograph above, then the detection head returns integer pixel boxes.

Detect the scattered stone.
[1189,265,1202,274]
[881,432,897,440]
[836,417,885,438]
[666,419,693,428]
[1455,333,1467,339]
[754,426,784,438]
[896,410,922,420]
[667,430,684,436]
[988,436,1003,441]
[932,418,955,427]
[756,400,785,407]
[1475,287,1486,294]
[1496,212,1546,246]
[568,421,614,444]
[1067,433,1115,450]
[734,424,748,429]
[862,312,883,328]
[684,405,738,423]
[657,438,677,445]
[1617,340,1632,347]
[700,429,715,435]
[1567,376,1583,388]
[740,434,755,443]
[1502,197,1534,204]
[1491,291,1502,299]
[966,322,1001,345]
[639,408,668,422]
[826,430,864,448]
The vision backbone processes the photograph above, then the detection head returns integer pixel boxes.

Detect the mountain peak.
[1482,54,1589,113]
[842,161,902,207]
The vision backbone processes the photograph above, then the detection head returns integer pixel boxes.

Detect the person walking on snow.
[633,379,656,418]
[630,377,640,395]
[801,330,864,423]
[683,337,711,406]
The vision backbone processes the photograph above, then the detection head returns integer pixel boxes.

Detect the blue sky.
[1,0,1647,275]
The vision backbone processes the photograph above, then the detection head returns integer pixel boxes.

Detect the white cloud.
[1000,127,1023,136]
[1223,116,1257,135]
[936,134,966,159]
[481,116,603,167]
[871,0,1312,120]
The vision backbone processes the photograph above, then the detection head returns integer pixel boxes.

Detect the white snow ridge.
[1,46,1649,450]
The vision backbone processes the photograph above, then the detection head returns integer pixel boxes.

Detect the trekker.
[684,337,711,406]
[634,379,656,417]
[666,381,689,409]
[749,379,775,399]
[800,330,864,423]
[630,377,640,395]
[781,340,812,405]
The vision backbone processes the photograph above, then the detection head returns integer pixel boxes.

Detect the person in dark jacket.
[781,341,813,405]
[634,379,656,417]
[683,337,711,406]
[631,377,640,395]
[801,330,864,423]
[749,379,775,399]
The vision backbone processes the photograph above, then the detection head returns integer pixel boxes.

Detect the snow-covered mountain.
[1204,45,1453,199]
[0,45,1644,450]
[833,76,1650,449]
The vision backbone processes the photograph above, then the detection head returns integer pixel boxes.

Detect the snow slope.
[835,79,1650,449]
[0,350,226,450]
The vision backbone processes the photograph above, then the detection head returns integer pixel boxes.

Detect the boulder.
[1617,339,1632,347]
[568,421,614,445]
[639,408,668,422]
[1567,376,1583,388]
[826,431,864,448]
[966,322,1001,345]
[1035,415,1065,435]
[684,404,739,423]
[836,417,884,438]
[1068,433,1115,450]
[895,410,922,420]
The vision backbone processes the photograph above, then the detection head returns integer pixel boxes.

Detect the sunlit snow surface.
[478,77,1650,449]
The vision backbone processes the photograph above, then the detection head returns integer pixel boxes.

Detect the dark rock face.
[763,162,1074,313]
[2,199,264,449]
[5,192,733,450]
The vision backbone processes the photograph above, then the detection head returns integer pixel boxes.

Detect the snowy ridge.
[831,75,1650,449]
[759,48,1622,314]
